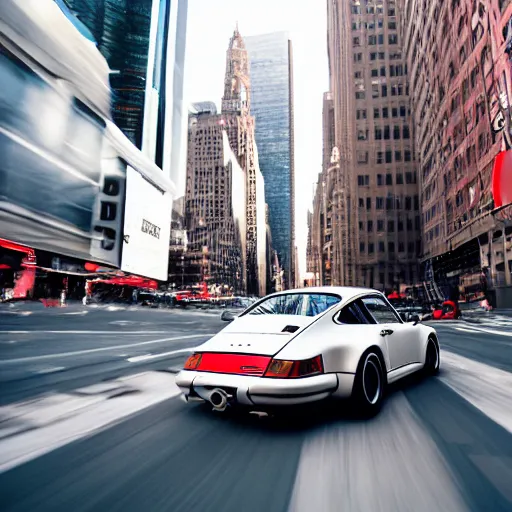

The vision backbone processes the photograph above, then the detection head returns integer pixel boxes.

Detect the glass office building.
[245,32,295,287]
[64,0,187,182]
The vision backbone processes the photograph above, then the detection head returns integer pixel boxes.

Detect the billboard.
[121,166,172,281]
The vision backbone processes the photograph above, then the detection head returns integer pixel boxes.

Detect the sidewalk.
[461,308,512,324]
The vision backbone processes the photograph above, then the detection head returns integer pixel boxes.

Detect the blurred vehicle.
[432,300,461,320]
[176,287,440,417]
[139,292,159,308]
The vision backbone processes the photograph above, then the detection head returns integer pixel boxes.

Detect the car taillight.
[264,355,323,378]
[184,353,202,370]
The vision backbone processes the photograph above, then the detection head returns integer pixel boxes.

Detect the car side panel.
[274,313,389,375]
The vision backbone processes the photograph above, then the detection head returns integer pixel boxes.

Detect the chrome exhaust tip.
[210,389,228,411]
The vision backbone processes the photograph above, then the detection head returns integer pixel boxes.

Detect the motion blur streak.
[289,393,467,512]
[440,351,512,433]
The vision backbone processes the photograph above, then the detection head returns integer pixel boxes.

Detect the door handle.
[380,329,394,337]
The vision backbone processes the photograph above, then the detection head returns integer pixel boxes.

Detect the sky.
[181,0,329,280]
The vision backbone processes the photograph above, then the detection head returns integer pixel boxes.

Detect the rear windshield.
[247,293,341,317]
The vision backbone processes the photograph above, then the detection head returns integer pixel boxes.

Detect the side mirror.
[410,314,420,326]
[221,310,236,322]
[399,312,408,322]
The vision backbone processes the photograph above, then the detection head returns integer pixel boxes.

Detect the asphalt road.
[1,306,512,511]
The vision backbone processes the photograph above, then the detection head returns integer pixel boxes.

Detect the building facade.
[325,0,422,292]
[65,0,188,183]
[245,32,296,289]
[400,0,512,306]
[184,106,247,294]
[221,28,268,296]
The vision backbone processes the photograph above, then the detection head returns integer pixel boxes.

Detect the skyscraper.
[221,28,267,296]
[245,32,296,289]
[184,104,247,294]
[399,0,512,305]
[64,0,187,183]
[326,0,421,291]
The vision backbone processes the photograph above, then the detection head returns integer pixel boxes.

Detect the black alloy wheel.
[423,340,440,376]
[353,352,385,417]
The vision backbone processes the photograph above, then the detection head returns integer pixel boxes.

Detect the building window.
[398,219,404,232]
[372,84,380,98]
[371,68,379,77]
[395,151,402,162]
[396,172,404,184]
[354,53,363,62]
[388,220,395,232]
[386,197,394,210]
[388,6,396,16]
[376,197,384,209]
[389,21,397,30]
[355,71,363,79]
[414,195,419,210]
[357,151,369,164]
[405,171,413,184]
[386,173,393,185]
[380,66,386,77]
[369,35,377,45]
[378,34,384,45]
[392,107,398,118]
[368,243,375,254]
[394,126,401,139]
[360,242,365,252]
[403,125,410,139]
[405,197,412,210]
[377,220,384,231]
[389,242,395,253]
[404,150,412,161]
[379,52,385,59]
[384,126,390,139]
[400,105,406,117]
[382,107,389,118]
[356,91,365,99]
[359,198,365,207]
[389,34,398,44]
[398,242,405,253]
[367,197,372,210]
[359,221,364,231]
[379,242,385,253]
[367,220,373,232]
[375,127,383,140]
[370,52,377,61]
[385,151,392,163]
[377,173,383,185]
[377,151,384,164]
[356,109,367,119]
[381,85,388,97]
[353,37,361,46]
[408,242,415,253]
[358,129,369,140]
[351,5,361,14]
[374,107,380,119]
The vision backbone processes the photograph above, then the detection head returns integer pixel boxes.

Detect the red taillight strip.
[193,353,272,377]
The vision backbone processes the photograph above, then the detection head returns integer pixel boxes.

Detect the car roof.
[273,286,382,300]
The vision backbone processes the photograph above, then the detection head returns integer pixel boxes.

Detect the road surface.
[0,305,511,511]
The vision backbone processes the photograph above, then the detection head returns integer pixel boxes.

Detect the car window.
[247,293,341,317]
[361,297,401,324]
[336,302,371,324]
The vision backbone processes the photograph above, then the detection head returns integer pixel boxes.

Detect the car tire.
[352,351,385,417]
[423,339,440,376]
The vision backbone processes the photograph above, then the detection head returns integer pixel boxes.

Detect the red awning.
[492,150,512,208]
[91,275,158,289]
[0,238,34,255]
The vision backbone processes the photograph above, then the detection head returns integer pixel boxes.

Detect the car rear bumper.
[175,370,355,407]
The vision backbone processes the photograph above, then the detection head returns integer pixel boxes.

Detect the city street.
[0,307,512,511]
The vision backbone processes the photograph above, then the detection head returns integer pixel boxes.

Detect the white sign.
[121,166,172,281]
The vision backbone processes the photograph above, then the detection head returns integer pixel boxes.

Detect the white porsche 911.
[175,287,440,416]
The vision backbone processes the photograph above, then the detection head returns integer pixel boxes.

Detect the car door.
[360,296,418,370]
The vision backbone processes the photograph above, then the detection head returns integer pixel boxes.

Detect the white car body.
[175,287,440,414]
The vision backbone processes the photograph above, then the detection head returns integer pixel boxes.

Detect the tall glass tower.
[64,0,187,183]
[245,32,295,288]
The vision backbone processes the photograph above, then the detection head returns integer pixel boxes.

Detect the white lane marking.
[289,392,467,512]
[457,325,512,337]
[35,367,65,375]
[455,327,481,333]
[440,351,512,434]
[0,372,181,473]
[0,334,213,364]
[127,347,198,363]
[62,311,88,316]
[1,331,171,334]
